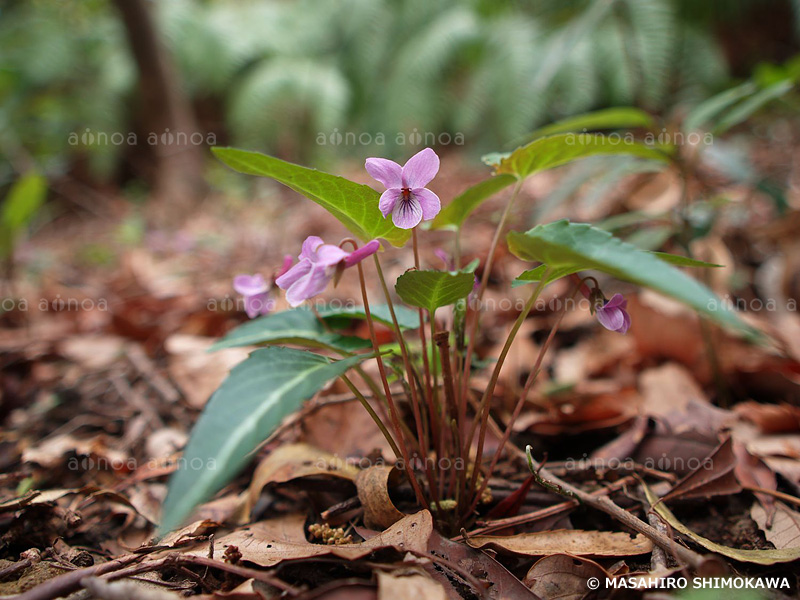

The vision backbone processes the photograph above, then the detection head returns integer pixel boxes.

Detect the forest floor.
[2,134,800,599]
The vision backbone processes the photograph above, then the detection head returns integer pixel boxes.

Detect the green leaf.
[651,252,722,268]
[210,308,368,352]
[212,147,409,247]
[160,348,368,534]
[512,251,720,287]
[683,82,758,133]
[429,174,517,230]
[316,304,419,330]
[1,172,47,257]
[507,220,761,341]
[512,265,581,288]
[514,107,656,147]
[494,134,669,181]
[712,80,794,135]
[643,484,800,565]
[395,270,475,313]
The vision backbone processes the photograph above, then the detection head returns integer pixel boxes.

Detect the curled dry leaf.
[751,502,800,550]
[467,529,653,558]
[186,510,433,567]
[523,553,610,600]
[242,443,359,519]
[356,465,407,529]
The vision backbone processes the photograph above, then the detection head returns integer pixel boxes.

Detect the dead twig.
[526,446,705,569]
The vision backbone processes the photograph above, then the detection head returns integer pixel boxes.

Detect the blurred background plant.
[1,0,798,199]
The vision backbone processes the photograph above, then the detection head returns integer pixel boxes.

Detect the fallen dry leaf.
[187,510,433,567]
[644,483,800,564]
[661,436,741,502]
[735,401,800,434]
[751,502,800,550]
[377,572,447,600]
[467,529,653,557]
[356,465,407,529]
[732,439,777,524]
[523,553,610,600]
[243,443,359,519]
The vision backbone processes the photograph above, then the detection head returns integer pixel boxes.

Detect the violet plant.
[160,126,762,535]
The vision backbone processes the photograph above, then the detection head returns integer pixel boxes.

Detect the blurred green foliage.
[0,0,797,184]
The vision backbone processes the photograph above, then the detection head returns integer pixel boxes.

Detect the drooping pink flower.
[233,274,274,318]
[594,293,631,334]
[365,148,441,229]
[276,236,380,307]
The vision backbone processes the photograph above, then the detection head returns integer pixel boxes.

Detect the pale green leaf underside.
[507,220,760,341]
[495,133,669,180]
[512,251,721,287]
[160,348,367,534]
[395,270,475,313]
[212,147,409,247]
[316,304,420,330]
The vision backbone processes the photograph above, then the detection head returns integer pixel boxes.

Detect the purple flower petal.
[604,293,627,309]
[244,292,272,318]
[344,239,381,267]
[412,187,441,220]
[315,243,350,268]
[300,236,324,260]
[402,148,439,189]
[378,188,403,217]
[365,157,403,189]
[277,254,294,278]
[392,196,423,229]
[233,274,269,296]
[276,260,312,290]
[434,248,453,271]
[619,310,631,334]
[596,306,624,331]
[284,265,332,307]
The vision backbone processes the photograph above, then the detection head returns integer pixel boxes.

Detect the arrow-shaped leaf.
[507,220,761,341]
[160,348,369,534]
[212,147,409,247]
[494,133,669,180]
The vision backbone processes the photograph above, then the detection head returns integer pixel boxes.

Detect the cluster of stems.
[336,186,583,530]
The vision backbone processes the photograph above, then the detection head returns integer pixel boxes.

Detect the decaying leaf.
[660,436,741,502]
[467,529,653,557]
[242,443,359,518]
[644,484,800,564]
[186,510,433,567]
[523,553,610,600]
[751,502,800,550]
[376,572,447,600]
[356,465,407,529]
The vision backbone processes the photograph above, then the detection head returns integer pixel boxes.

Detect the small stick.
[526,447,705,569]
[743,484,800,508]
[456,476,637,539]
[648,511,669,572]
[14,554,144,600]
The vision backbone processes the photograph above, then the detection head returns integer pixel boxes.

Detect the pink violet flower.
[365,147,441,229]
[233,274,274,319]
[276,236,380,307]
[593,293,631,334]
